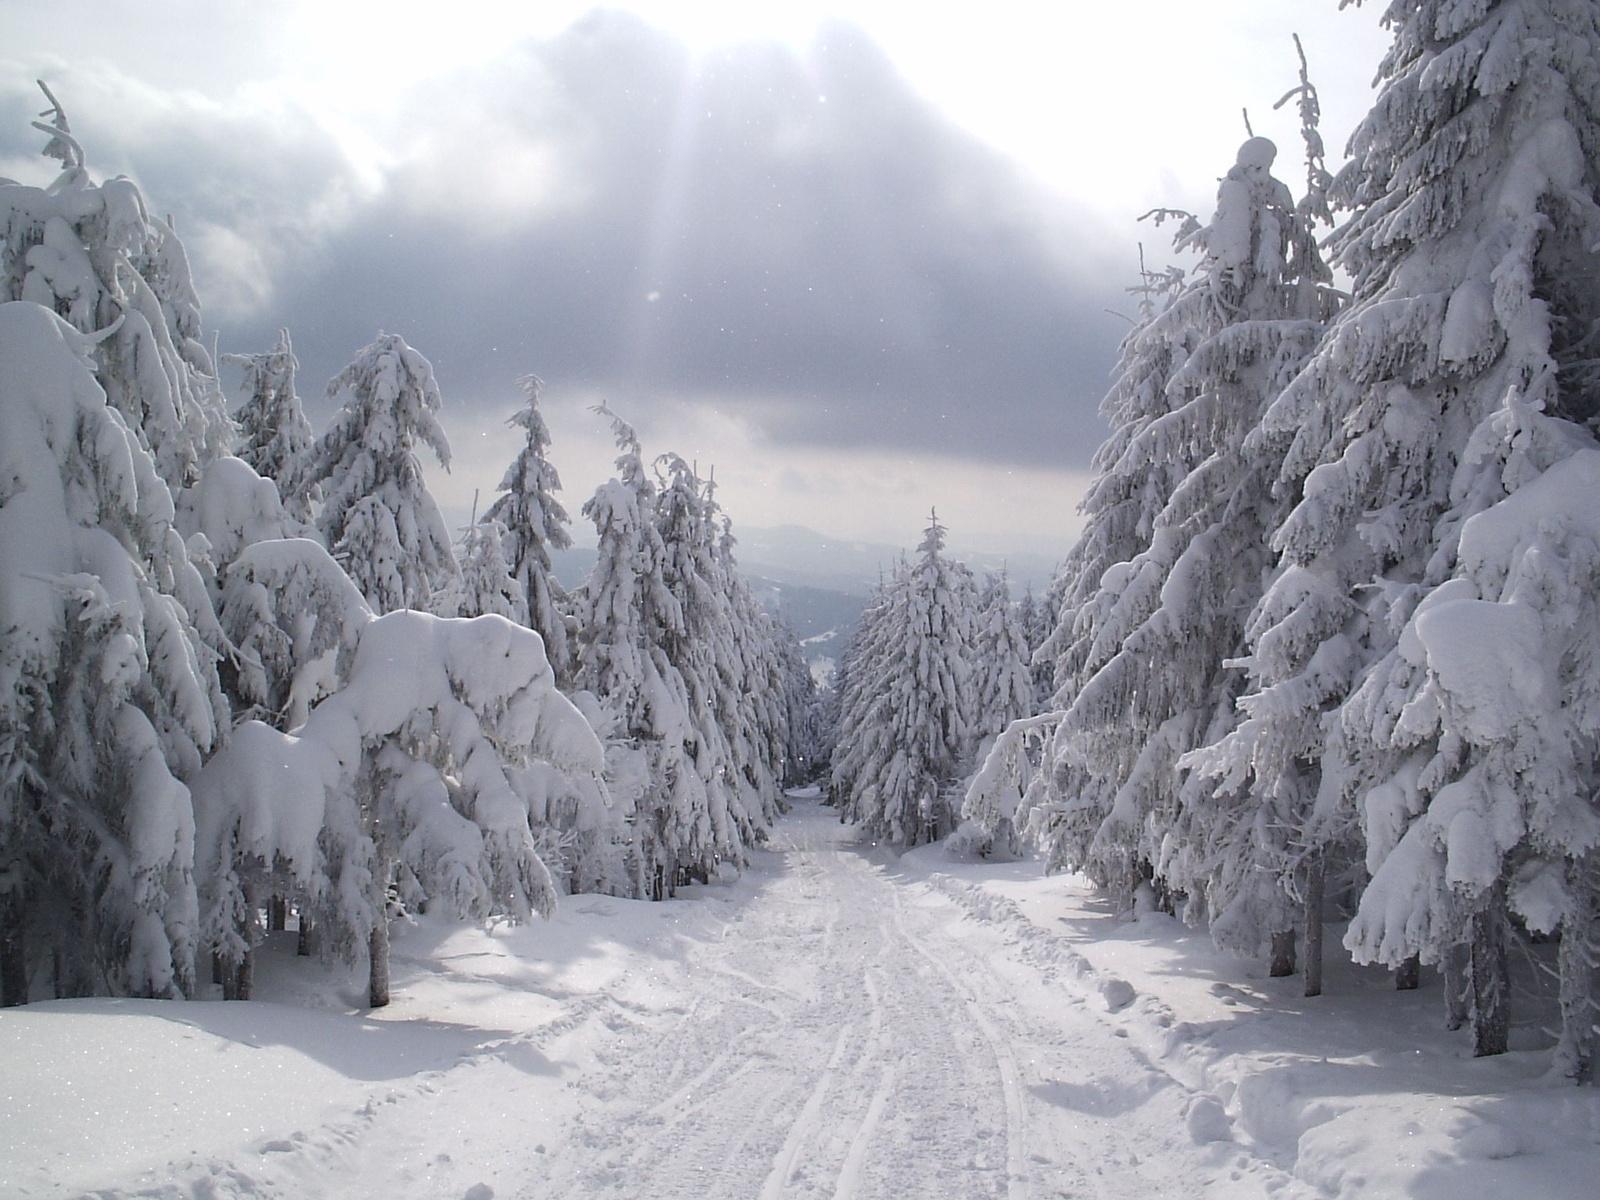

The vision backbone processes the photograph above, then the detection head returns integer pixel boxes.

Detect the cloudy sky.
[2,2,1390,558]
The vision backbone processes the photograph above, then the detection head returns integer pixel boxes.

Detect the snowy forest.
[0,84,825,1012]
[3,1,1600,1197]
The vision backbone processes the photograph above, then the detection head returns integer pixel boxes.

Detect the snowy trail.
[499,798,1304,1200]
[21,798,1310,1200]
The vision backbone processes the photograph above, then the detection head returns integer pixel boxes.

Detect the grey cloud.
[3,16,1135,470]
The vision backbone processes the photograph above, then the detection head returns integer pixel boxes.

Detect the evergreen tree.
[0,302,226,1003]
[574,408,709,895]
[484,375,574,684]
[224,329,318,523]
[442,518,529,623]
[1248,0,1600,1059]
[312,333,458,613]
[193,610,606,1007]
[1,83,230,491]
[971,572,1034,746]
[835,514,978,845]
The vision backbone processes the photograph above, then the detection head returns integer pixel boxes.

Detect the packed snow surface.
[4,796,1597,1199]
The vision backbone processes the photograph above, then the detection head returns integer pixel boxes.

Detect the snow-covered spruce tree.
[192,611,606,1007]
[484,375,574,684]
[828,569,902,815]
[216,536,372,732]
[574,408,711,896]
[1028,124,1335,933]
[1265,0,1600,1061]
[971,572,1034,746]
[838,514,978,845]
[774,618,823,785]
[651,455,750,865]
[1,83,231,492]
[312,333,458,612]
[440,518,528,624]
[0,301,228,1004]
[224,329,318,524]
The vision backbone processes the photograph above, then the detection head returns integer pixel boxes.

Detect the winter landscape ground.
[6,793,1596,1200]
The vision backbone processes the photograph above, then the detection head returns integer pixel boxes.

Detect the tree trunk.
[297,912,316,957]
[368,920,390,1009]
[1,901,26,1007]
[1443,942,1471,1031]
[1471,895,1509,1058]
[1303,854,1325,998]
[1269,929,1296,978]
[268,897,287,932]
[237,946,254,1002]
[1395,954,1420,991]
[1553,854,1598,1083]
[222,955,240,1001]
[212,951,225,987]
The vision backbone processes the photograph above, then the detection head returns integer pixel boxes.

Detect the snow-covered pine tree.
[1285,0,1600,1060]
[828,569,902,815]
[651,454,750,866]
[0,301,228,1003]
[573,408,712,897]
[971,572,1034,746]
[224,329,318,524]
[838,513,978,845]
[441,518,529,624]
[312,333,458,613]
[192,610,607,1007]
[484,375,575,684]
[1028,118,1336,936]
[1,83,231,492]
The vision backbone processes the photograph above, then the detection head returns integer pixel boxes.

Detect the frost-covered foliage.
[0,301,227,1002]
[484,376,574,684]
[0,84,231,493]
[224,329,317,523]
[1022,127,1338,922]
[571,412,808,894]
[312,333,458,612]
[192,612,607,1005]
[832,514,978,845]
[441,518,528,623]
[1196,0,1600,1058]
[1002,2,1600,1069]
[217,537,372,731]
[971,573,1034,746]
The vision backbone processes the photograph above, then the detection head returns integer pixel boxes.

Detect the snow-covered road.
[505,797,1299,1200]
[3,796,1311,1200]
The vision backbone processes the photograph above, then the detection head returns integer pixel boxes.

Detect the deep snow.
[3,794,1596,1199]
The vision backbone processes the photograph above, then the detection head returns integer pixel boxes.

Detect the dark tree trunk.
[268,897,287,932]
[1443,942,1471,1031]
[297,912,316,957]
[212,951,225,987]
[369,920,390,1009]
[1303,854,1325,998]
[1269,929,1297,978]
[1395,954,1420,991]
[1,901,27,1007]
[1555,853,1598,1082]
[236,946,254,1002]
[1471,897,1509,1057]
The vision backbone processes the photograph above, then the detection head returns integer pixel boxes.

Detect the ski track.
[157,798,1309,1200]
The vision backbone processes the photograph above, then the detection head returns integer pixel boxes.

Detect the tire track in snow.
[757,1020,857,1200]
[888,886,1031,1200]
